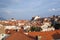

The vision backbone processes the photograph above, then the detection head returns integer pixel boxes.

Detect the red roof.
[6,32,34,40]
[5,29,60,40]
[5,29,35,40]
[28,30,60,40]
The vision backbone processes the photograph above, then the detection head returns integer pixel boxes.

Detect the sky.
[0,0,60,20]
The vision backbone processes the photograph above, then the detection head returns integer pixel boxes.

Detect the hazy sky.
[0,0,60,20]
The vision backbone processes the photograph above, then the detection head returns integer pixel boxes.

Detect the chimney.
[36,36,42,40]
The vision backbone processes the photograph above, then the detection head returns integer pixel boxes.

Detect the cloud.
[48,8,60,12]
[5,10,12,15]
[12,0,20,3]
[0,0,10,8]
[0,0,60,19]
[48,8,56,11]
[0,0,20,8]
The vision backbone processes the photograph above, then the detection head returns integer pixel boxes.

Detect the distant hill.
[0,16,6,20]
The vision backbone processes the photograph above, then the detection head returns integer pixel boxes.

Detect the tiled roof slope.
[5,29,35,40]
[5,29,60,40]
[28,30,60,40]
[6,32,34,40]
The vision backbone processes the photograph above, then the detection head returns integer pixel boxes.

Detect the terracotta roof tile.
[6,32,34,40]
[28,30,60,40]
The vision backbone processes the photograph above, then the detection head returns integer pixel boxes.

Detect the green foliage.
[30,26,35,32]
[30,26,42,32]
